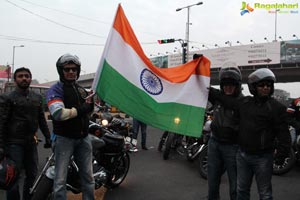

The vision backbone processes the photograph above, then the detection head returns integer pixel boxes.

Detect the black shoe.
[142,146,148,150]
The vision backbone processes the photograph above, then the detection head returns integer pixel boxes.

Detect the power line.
[0,34,157,46]
[0,34,104,46]
[18,0,110,25]
[5,0,106,38]
[6,0,167,41]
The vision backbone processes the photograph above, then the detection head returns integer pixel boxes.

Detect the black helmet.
[247,68,276,96]
[0,157,19,190]
[219,66,242,96]
[56,53,81,82]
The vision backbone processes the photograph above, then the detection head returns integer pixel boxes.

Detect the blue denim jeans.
[5,143,38,200]
[132,119,147,147]
[208,137,238,200]
[237,149,273,200]
[53,135,95,200]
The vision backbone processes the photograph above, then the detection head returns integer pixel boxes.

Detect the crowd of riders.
[0,52,299,200]
[205,60,294,199]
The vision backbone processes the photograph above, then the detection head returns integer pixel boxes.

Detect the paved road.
[104,126,300,200]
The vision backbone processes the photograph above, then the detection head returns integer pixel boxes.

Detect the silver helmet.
[56,53,81,81]
[247,68,276,95]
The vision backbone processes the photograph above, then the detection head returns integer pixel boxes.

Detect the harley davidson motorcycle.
[30,117,132,200]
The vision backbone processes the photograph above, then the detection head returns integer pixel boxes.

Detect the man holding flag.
[92,4,211,138]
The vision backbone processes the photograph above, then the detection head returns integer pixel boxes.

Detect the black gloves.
[76,103,94,116]
[43,138,52,149]
[0,148,5,161]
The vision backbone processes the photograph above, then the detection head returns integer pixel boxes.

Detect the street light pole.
[274,9,280,42]
[12,45,25,81]
[176,2,203,63]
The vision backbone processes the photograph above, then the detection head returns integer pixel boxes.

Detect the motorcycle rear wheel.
[198,145,208,180]
[163,132,175,160]
[106,152,130,188]
[31,175,53,200]
[273,148,296,175]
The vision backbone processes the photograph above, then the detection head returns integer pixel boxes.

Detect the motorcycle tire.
[198,145,208,180]
[106,152,130,188]
[158,132,168,152]
[163,132,175,160]
[273,148,296,175]
[31,175,53,200]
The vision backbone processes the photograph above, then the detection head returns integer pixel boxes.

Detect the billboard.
[280,40,300,63]
[0,65,11,79]
[168,42,281,68]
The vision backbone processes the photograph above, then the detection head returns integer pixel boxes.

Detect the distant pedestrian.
[132,118,148,150]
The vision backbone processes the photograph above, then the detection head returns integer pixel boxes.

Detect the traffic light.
[157,39,175,44]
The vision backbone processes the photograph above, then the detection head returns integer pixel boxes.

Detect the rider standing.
[209,68,291,199]
[208,66,243,200]
[0,67,51,200]
[46,54,95,200]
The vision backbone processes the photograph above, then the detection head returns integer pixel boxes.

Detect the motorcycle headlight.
[101,119,109,126]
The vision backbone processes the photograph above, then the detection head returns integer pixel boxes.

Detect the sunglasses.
[63,67,78,72]
[256,82,272,88]
[17,74,31,78]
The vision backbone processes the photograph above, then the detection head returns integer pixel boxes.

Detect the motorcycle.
[30,119,131,200]
[157,112,212,179]
[273,126,298,175]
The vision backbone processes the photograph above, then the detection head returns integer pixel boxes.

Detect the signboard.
[168,42,281,68]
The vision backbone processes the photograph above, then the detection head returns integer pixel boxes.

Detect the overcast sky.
[1,0,300,96]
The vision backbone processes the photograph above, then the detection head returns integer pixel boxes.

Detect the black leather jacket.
[0,88,50,148]
[209,87,291,158]
[209,94,243,144]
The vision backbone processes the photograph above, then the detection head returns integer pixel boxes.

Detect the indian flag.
[92,4,210,137]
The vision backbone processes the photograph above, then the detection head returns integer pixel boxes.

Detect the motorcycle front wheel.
[106,152,130,188]
[163,132,175,160]
[198,145,208,179]
[273,148,296,175]
[31,175,53,200]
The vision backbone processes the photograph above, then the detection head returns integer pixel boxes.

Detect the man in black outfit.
[209,68,291,200]
[0,67,51,200]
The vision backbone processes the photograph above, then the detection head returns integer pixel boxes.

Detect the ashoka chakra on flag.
[140,69,163,95]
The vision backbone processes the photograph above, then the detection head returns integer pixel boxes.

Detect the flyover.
[77,62,300,88]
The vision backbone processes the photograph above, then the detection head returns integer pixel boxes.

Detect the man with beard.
[0,67,51,200]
